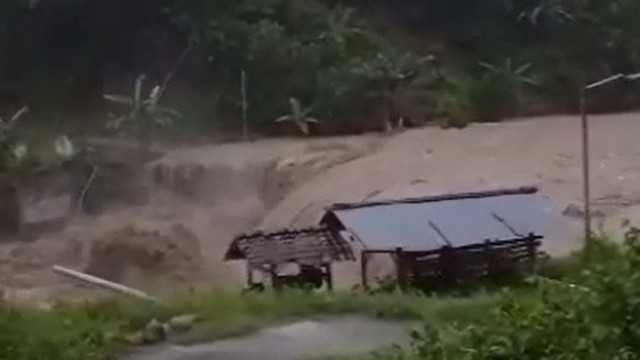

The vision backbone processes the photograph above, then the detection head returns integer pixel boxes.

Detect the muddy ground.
[3,112,640,302]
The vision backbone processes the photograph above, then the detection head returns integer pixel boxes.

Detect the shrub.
[369,239,640,360]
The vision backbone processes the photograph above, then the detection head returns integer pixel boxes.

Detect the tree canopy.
[1,0,640,136]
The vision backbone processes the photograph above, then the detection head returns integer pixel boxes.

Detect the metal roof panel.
[328,191,551,252]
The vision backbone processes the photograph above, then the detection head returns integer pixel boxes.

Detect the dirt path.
[125,316,412,360]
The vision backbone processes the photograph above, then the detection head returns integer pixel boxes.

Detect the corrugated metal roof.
[225,227,355,267]
[322,188,550,252]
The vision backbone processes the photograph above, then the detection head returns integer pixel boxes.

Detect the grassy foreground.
[2,241,613,360]
[329,240,640,360]
[0,290,499,360]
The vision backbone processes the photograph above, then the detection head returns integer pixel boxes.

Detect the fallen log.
[52,265,162,304]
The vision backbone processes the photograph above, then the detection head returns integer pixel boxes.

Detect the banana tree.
[479,57,537,115]
[319,6,367,53]
[479,58,536,84]
[104,74,181,156]
[0,106,27,234]
[516,0,573,27]
[351,52,434,130]
[275,98,319,135]
[0,106,29,174]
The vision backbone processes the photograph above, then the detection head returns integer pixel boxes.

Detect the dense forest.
[2,0,640,137]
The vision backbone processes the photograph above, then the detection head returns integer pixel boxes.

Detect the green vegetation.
[333,240,640,360]
[275,98,319,135]
[8,238,640,359]
[4,0,640,138]
[104,74,181,154]
[0,106,30,181]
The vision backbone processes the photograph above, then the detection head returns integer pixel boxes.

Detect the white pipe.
[52,265,162,304]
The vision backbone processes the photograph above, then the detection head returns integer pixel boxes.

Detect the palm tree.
[0,106,28,136]
[275,98,319,135]
[0,106,29,171]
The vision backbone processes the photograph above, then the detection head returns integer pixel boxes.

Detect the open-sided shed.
[320,187,549,289]
[225,227,354,290]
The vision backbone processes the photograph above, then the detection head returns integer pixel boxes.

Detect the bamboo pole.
[52,265,161,304]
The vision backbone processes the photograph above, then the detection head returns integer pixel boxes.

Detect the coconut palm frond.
[155,107,182,119]
[153,115,174,127]
[478,61,496,72]
[9,106,29,123]
[289,98,303,119]
[275,98,320,135]
[275,115,292,123]
[515,62,533,75]
[134,74,146,106]
[104,94,134,106]
[147,85,162,109]
[54,135,75,158]
[294,120,310,135]
[105,116,129,131]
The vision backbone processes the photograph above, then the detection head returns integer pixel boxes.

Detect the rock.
[168,314,199,332]
[124,331,146,345]
[104,331,117,343]
[562,203,605,219]
[143,318,166,344]
[562,203,584,218]
[37,302,54,311]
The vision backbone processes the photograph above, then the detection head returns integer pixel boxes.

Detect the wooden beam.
[395,247,407,291]
[360,251,369,290]
[269,264,281,292]
[527,233,538,273]
[325,263,333,291]
[246,264,254,286]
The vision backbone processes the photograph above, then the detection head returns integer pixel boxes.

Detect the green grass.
[0,289,500,360]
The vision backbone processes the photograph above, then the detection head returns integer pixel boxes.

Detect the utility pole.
[579,88,591,252]
[580,73,639,254]
[241,70,248,140]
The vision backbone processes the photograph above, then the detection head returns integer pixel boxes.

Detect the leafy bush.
[365,239,640,360]
[0,303,123,360]
[434,59,537,125]
[0,106,30,177]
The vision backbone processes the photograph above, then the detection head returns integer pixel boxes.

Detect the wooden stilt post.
[360,251,369,290]
[325,263,333,291]
[483,239,493,278]
[395,247,407,291]
[440,246,454,286]
[246,264,254,287]
[269,264,280,292]
[527,233,537,273]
